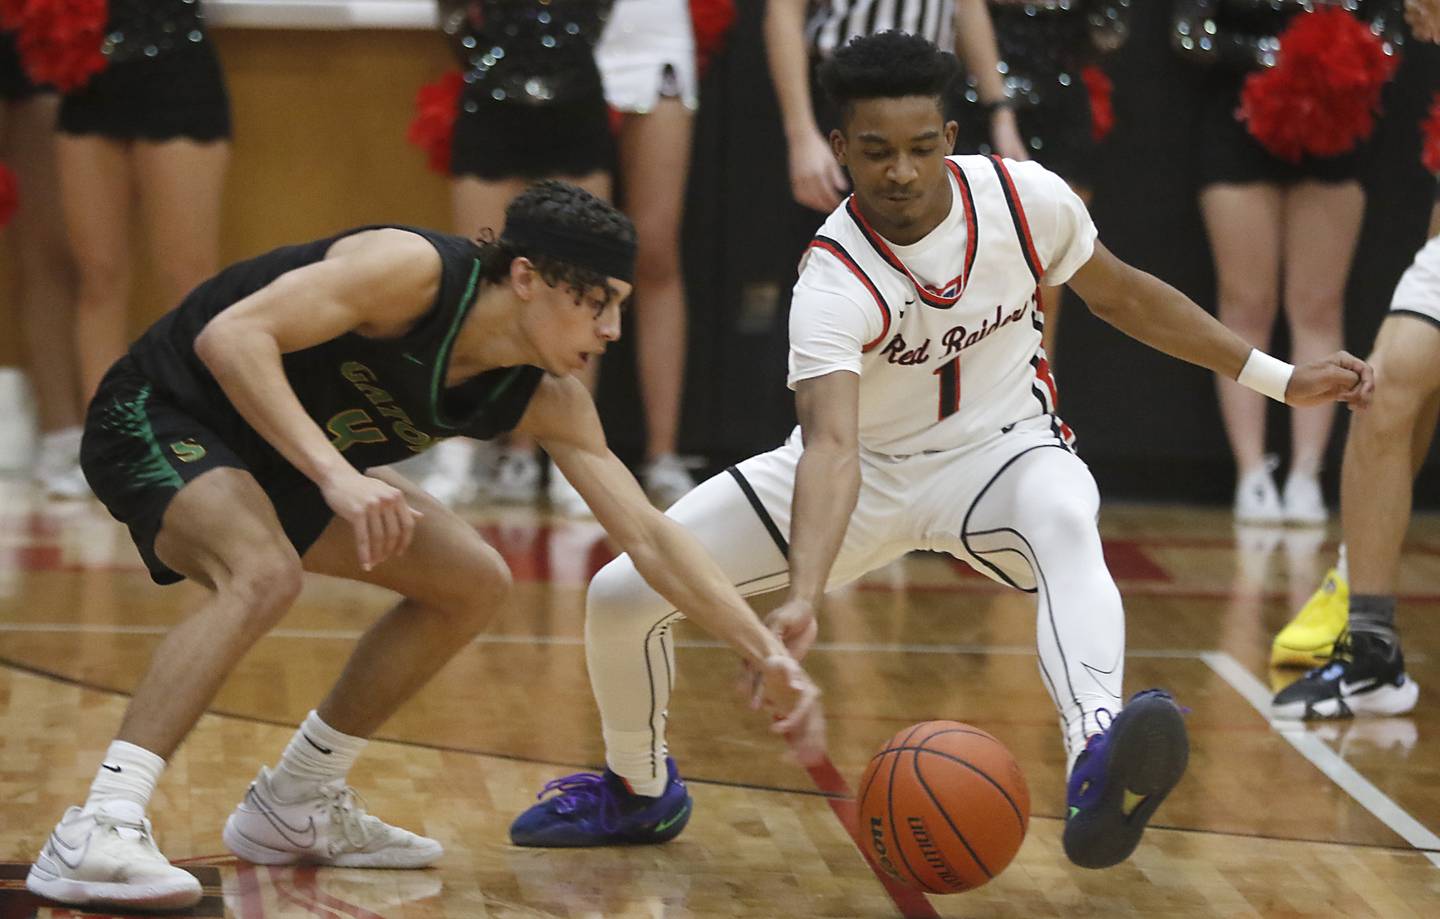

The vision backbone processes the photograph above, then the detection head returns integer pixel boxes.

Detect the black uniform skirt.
[0,32,46,101]
[953,79,1099,190]
[451,84,615,181]
[1196,71,1364,188]
[59,38,231,142]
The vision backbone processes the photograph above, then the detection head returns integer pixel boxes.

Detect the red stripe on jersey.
[948,159,980,289]
[843,161,977,308]
[808,238,892,352]
[1033,353,1075,442]
[989,155,1046,282]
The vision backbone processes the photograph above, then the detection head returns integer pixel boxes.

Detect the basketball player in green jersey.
[26,181,825,911]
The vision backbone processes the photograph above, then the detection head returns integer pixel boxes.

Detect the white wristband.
[1237,349,1293,403]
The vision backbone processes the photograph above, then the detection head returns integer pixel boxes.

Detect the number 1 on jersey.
[933,355,960,419]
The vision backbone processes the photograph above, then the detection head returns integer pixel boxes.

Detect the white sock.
[268,710,366,801]
[83,740,165,816]
[1337,542,1349,582]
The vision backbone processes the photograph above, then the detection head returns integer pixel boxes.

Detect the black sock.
[1349,594,1398,649]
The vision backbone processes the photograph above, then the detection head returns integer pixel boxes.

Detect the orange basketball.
[856,721,1029,894]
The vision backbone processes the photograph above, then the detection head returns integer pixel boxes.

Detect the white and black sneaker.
[1271,631,1419,720]
[223,766,443,868]
[26,803,202,910]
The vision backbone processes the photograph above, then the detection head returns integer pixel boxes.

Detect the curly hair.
[818,31,959,126]
[474,180,637,308]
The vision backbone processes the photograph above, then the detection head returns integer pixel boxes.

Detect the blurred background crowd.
[1,0,1438,523]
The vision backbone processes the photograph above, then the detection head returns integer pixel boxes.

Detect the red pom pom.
[690,0,735,77]
[0,161,18,229]
[407,70,464,175]
[1082,65,1114,143]
[1422,91,1440,175]
[0,0,25,30]
[7,0,109,92]
[1238,8,1398,163]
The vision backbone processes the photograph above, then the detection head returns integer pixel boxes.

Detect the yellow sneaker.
[1271,568,1348,667]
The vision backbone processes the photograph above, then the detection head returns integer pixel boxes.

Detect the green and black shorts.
[81,356,334,585]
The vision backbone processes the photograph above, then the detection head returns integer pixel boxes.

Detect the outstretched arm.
[519,376,826,760]
[762,370,861,663]
[1067,240,1374,408]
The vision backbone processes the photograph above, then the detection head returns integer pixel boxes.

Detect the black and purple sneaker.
[1062,689,1189,869]
[509,757,692,847]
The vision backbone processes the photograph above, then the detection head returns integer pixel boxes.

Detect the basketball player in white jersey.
[509,32,1373,869]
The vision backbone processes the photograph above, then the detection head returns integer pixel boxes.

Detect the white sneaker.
[1234,457,1284,525]
[547,466,592,518]
[26,803,202,910]
[223,766,443,868]
[1281,472,1327,526]
[642,454,697,509]
[34,427,91,500]
[487,448,541,504]
[417,438,479,507]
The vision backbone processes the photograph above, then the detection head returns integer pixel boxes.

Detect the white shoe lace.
[89,811,167,862]
[319,785,386,855]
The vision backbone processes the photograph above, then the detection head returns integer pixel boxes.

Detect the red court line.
[293,866,387,919]
[233,862,265,919]
[796,750,940,919]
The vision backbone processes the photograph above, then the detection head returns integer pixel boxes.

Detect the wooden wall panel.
[0,28,454,365]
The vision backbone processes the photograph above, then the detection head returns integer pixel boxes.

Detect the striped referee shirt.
[806,0,955,58]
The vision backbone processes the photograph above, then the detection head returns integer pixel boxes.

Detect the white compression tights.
[586,444,1125,795]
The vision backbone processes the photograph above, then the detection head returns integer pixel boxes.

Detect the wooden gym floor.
[2,479,1439,917]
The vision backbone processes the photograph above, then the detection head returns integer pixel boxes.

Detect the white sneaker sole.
[223,814,444,869]
[223,815,308,865]
[1271,675,1420,721]
[26,863,201,910]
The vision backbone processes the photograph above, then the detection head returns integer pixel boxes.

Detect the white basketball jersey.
[787,155,1097,457]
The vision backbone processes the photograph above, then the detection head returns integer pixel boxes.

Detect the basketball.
[857,721,1029,894]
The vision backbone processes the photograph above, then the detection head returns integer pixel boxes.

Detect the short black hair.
[475,180,636,307]
[818,31,959,126]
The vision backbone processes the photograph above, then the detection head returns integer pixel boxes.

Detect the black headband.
[501,214,636,285]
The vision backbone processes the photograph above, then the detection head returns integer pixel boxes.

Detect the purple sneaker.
[1062,689,1188,869]
[509,757,692,847]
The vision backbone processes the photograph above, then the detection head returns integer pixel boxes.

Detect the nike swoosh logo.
[248,787,318,849]
[47,828,89,870]
[101,763,122,773]
[303,734,333,755]
[1341,678,1380,695]
[654,801,690,834]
